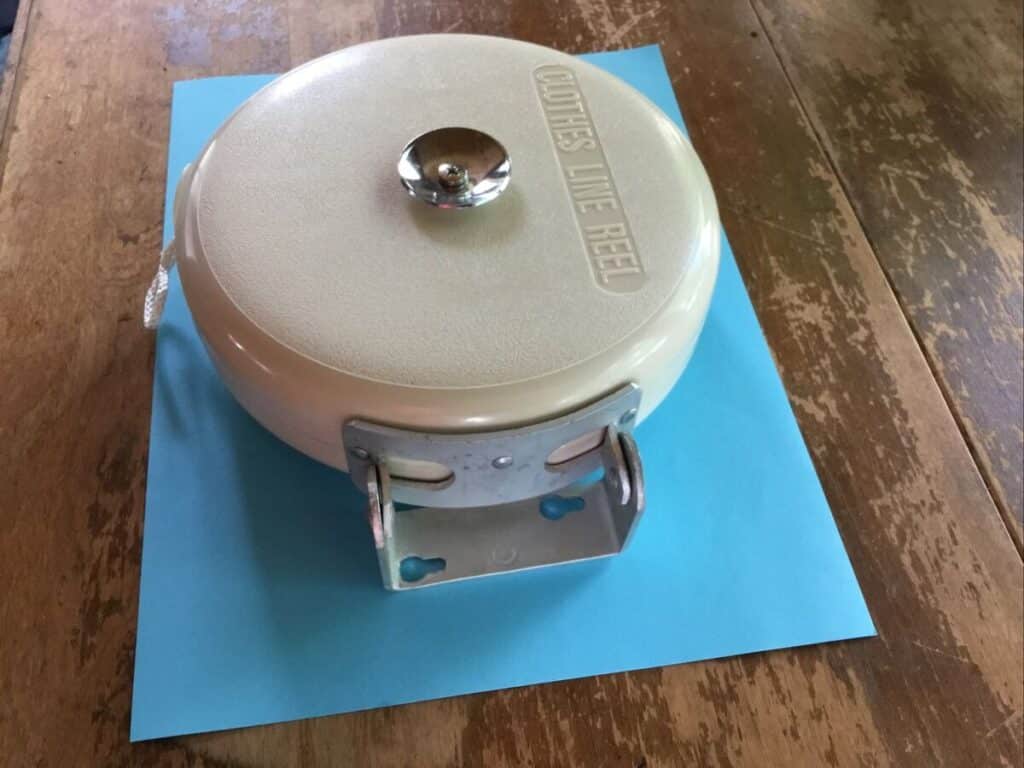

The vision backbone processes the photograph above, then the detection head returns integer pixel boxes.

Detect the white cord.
[143,239,177,330]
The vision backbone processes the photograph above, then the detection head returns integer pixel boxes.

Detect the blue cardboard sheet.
[131,45,875,741]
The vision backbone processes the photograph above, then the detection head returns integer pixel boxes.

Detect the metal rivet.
[350,447,370,460]
[619,408,638,426]
[492,455,514,469]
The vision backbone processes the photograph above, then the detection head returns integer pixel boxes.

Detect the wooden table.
[1,1,1021,765]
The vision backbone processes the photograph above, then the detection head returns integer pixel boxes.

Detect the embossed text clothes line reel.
[155,35,720,589]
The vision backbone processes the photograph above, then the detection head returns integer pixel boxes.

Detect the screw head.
[350,447,370,461]
[619,408,638,426]
[492,455,514,469]
[437,162,469,191]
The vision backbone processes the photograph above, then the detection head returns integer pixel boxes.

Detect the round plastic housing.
[173,34,720,472]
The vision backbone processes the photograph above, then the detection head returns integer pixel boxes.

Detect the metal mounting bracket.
[344,385,646,590]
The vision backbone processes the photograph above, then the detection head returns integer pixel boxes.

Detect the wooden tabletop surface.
[1,1,1021,765]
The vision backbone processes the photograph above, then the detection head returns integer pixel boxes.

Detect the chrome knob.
[398,127,510,209]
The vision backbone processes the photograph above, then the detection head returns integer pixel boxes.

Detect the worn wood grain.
[752,0,1024,548]
[0,0,1020,766]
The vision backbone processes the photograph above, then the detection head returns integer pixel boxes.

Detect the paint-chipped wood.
[0,1,1020,766]
[752,0,1024,548]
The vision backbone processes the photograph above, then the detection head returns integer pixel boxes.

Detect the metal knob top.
[398,127,511,209]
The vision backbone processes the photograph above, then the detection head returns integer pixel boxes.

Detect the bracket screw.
[619,408,638,426]
[492,455,514,469]
[350,447,370,460]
